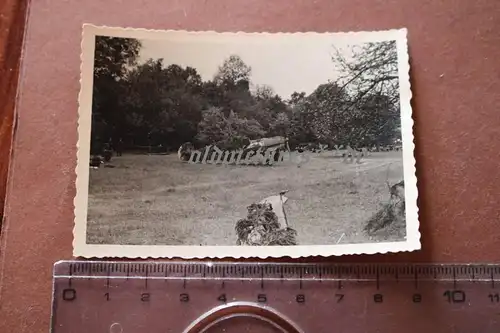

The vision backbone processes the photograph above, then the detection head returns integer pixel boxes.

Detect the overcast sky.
[137,33,359,99]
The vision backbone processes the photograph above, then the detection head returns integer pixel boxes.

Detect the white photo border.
[73,24,420,258]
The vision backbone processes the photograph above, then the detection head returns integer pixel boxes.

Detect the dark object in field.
[178,142,195,161]
[235,203,298,246]
[115,138,124,156]
[342,146,366,158]
[236,136,290,165]
[241,145,287,164]
[374,145,401,152]
[89,155,103,168]
[103,149,112,162]
[364,180,405,235]
[296,142,323,153]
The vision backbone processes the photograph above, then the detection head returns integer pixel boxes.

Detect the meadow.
[86,151,405,246]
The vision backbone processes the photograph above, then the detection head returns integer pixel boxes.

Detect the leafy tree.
[200,81,225,108]
[246,91,290,134]
[288,91,306,106]
[350,93,401,146]
[89,38,403,155]
[287,81,399,148]
[195,107,226,145]
[91,36,142,154]
[204,55,257,122]
[214,55,252,87]
[269,112,291,137]
[122,60,204,149]
[254,84,275,101]
[333,41,399,108]
[305,82,350,145]
[196,108,264,149]
[230,112,266,142]
[93,36,141,79]
[323,40,402,147]
[288,99,317,148]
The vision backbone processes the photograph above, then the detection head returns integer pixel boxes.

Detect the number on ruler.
[217,294,227,303]
[296,294,305,304]
[104,292,110,301]
[180,293,189,302]
[412,294,422,303]
[257,294,267,303]
[488,293,500,303]
[443,290,466,303]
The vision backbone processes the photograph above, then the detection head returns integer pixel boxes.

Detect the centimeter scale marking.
[56,261,500,283]
[51,262,500,333]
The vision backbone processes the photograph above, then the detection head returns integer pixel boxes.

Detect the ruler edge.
[49,261,500,332]
[52,260,500,281]
[53,260,500,266]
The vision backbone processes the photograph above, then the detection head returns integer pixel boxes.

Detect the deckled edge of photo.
[73,24,420,259]
[73,23,94,258]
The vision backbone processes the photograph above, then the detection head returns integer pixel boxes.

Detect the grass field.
[86,151,406,246]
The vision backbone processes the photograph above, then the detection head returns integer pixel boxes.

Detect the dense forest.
[90,36,402,155]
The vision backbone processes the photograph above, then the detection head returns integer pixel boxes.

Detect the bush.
[235,203,298,246]
[364,179,406,238]
[364,200,405,237]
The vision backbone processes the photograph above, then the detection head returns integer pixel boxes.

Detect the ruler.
[51,261,500,333]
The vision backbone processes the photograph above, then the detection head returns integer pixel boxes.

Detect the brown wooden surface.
[0,0,28,225]
[0,0,499,332]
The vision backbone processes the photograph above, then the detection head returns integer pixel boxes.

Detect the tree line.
[90,36,401,155]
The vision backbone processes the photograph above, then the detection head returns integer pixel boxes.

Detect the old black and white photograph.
[74,25,419,258]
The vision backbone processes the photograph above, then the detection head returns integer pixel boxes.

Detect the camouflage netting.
[364,198,406,237]
[235,203,298,246]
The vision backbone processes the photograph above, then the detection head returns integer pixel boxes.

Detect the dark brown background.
[0,0,499,332]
